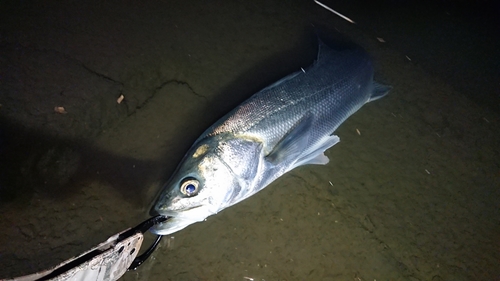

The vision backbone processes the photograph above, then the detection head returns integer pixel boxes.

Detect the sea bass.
[150,40,390,235]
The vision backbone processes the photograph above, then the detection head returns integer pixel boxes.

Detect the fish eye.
[180,178,199,197]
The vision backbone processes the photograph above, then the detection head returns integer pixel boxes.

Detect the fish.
[150,39,391,235]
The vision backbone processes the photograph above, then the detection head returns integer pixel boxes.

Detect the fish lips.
[149,206,213,235]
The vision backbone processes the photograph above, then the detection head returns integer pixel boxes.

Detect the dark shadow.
[0,116,162,208]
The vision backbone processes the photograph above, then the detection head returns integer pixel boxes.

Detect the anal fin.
[368,81,392,102]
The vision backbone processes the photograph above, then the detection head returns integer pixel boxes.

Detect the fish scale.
[207,45,372,155]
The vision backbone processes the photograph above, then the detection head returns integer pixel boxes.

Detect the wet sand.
[0,0,498,280]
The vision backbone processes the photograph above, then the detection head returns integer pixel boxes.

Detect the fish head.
[150,135,263,235]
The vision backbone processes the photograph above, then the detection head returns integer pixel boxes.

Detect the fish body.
[150,40,390,235]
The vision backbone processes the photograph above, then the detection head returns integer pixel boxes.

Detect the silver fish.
[150,40,390,235]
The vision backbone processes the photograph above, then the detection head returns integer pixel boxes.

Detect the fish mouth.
[149,216,194,235]
[149,206,212,235]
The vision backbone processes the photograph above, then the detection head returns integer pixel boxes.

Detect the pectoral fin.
[294,134,340,167]
[266,115,313,165]
[265,115,340,169]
